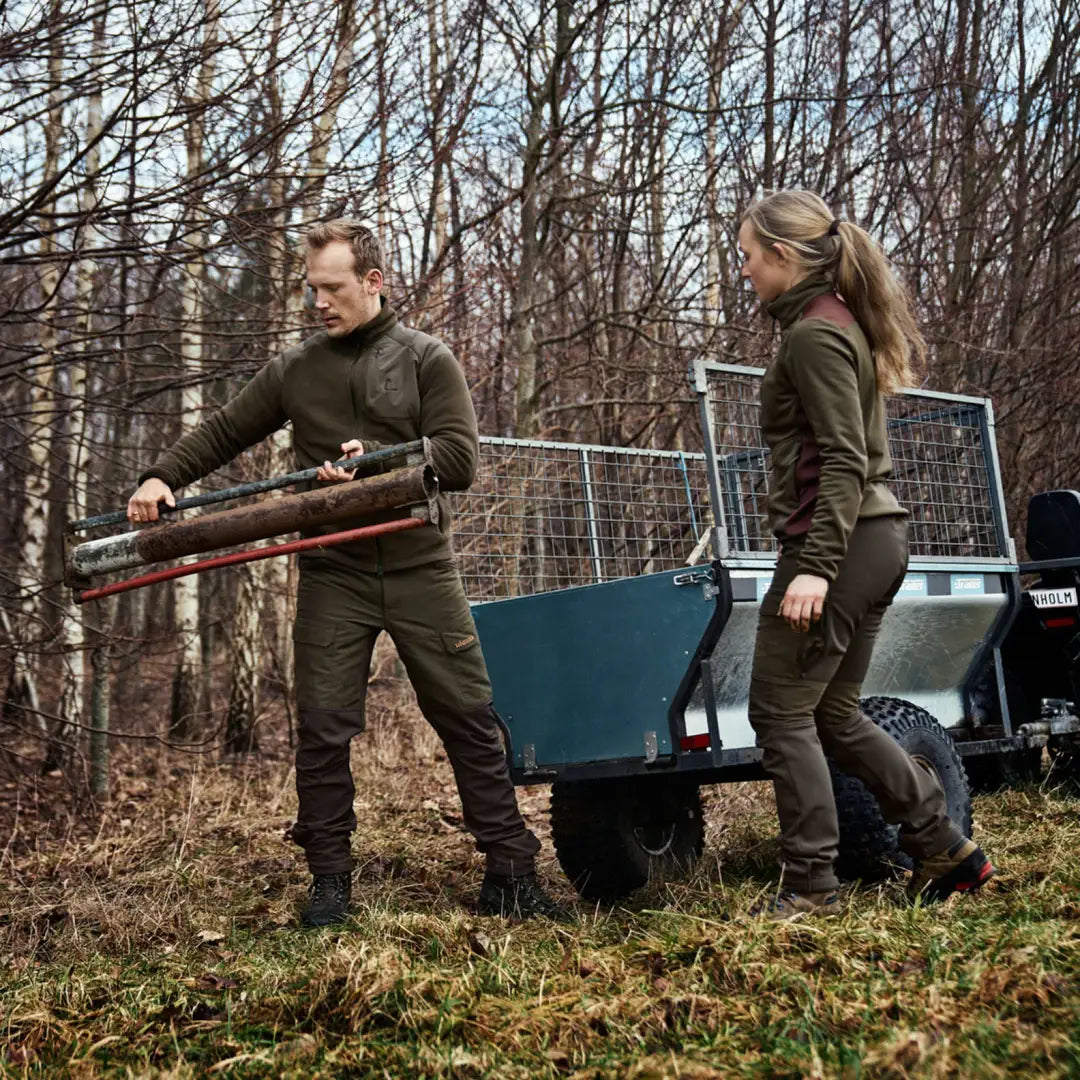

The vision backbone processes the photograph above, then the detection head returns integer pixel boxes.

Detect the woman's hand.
[780,573,829,632]
[127,478,176,523]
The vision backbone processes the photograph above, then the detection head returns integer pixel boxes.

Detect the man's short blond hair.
[305,218,384,277]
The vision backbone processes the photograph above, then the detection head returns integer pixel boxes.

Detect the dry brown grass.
[2,684,1079,1078]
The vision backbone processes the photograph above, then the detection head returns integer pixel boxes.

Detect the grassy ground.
[2,699,1079,1079]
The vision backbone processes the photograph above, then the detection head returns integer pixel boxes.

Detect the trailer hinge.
[643,731,658,764]
[522,743,537,772]
[673,570,718,600]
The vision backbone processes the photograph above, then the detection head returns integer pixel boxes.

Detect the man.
[128,219,565,926]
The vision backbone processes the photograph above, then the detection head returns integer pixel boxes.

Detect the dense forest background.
[2,0,1078,789]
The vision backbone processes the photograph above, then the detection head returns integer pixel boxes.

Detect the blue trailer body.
[471,567,717,773]
[472,563,1014,782]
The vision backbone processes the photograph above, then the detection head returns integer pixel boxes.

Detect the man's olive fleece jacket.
[140,300,477,571]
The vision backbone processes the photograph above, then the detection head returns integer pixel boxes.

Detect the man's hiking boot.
[751,888,842,921]
[300,871,352,927]
[908,838,995,903]
[477,871,571,921]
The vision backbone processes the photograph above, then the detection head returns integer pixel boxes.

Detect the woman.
[737,190,995,919]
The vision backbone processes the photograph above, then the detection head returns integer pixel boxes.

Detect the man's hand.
[316,439,364,482]
[780,573,829,632]
[127,478,176,523]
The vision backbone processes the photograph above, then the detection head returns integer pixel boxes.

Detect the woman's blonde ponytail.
[741,191,925,393]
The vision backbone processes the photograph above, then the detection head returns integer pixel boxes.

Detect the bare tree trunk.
[89,643,109,796]
[225,0,359,753]
[172,0,221,738]
[511,0,572,438]
[704,12,727,328]
[306,0,357,218]
[763,0,779,190]
[427,0,449,320]
[224,567,260,754]
[12,0,64,749]
[58,4,109,776]
[259,0,296,740]
[375,0,390,252]
[226,0,293,755]
[511,92,544,439]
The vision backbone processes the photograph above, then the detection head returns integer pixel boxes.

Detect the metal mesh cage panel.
[704,366,1005,559]
[452,438,710,601]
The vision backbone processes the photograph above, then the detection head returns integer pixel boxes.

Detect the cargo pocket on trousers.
[293,618,340,710]
[437,629,491,711]
[799,607,831,678]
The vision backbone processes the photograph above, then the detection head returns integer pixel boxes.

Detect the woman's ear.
[770,242,792,265]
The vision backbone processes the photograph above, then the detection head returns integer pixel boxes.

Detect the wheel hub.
[633,821,678,857]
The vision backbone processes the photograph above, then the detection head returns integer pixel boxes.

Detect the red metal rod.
[76,518,426,604]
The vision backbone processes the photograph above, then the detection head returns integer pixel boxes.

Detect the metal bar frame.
[978,397,1013,558]
[579,449,605,584]
[696,361,1012,562]
[480,434,706,462]
[700,360,996,407]
[689,358,730,559]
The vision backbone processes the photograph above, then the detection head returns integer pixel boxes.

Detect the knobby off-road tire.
[830,697,973,882]
[550,778,704,902]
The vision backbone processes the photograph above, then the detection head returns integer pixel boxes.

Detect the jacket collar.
[331,296,398,352]
[766,274,835,331]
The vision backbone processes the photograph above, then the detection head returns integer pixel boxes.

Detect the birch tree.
[171,0,221,737]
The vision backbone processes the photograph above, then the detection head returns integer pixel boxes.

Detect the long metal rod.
[75,517,426,604]
[69,440,426,532]
[480,434,707,461]
[700,360,995,407]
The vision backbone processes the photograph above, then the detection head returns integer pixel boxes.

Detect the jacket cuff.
[354,440,391,476]
[793,555,838,584]
[137,468,180,489]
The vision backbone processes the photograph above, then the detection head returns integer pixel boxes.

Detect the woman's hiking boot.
[751,888,842,921]
[908,838,995,903]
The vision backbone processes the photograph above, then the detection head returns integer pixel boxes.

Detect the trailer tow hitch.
[1015,699,1080,740]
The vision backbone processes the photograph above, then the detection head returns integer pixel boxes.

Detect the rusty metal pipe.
[67,464,437,583]
[75,517,428,604]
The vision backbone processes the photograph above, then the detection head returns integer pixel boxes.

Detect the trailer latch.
[673,570,718,600]
[643,731,658,764]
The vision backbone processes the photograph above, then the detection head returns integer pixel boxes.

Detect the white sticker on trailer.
[1030,587,1078,609]
[896,574,928,597]
[951,574,985,595]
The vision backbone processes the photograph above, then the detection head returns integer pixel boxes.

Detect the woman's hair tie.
[827,219,841,237]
